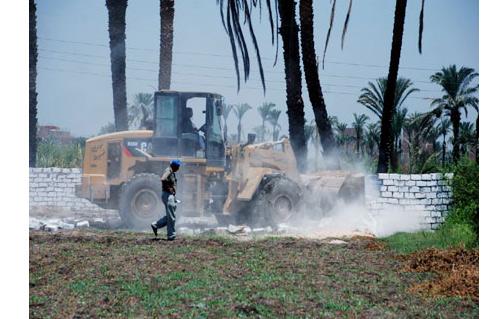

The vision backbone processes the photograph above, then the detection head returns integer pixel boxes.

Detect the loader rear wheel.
[245,175,302,228]
[118,174,163,230]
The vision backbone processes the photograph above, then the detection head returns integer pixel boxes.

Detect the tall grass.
[36,139,84,168]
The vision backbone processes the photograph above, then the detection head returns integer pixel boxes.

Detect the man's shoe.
[151,223,158,237]
[167,237,176,241]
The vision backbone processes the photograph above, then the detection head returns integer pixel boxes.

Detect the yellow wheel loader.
[78,90,364,229]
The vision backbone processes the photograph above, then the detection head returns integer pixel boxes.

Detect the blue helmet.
[170,159,182,168]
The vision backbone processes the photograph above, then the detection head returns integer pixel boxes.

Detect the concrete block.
[431,186,441,192]
[381,192,392,198]
[415,193,426,199]
[441,198,451,205]
[432,198,442,205]
[427,181,437,186]
[378,173,389,179]
[421,174,432,180]
[426,205,436,211]
[430,173,443,180]
[441,186,452,192]
[380,186,388,192]
[399,186,409,192]
[389,174,401,180]
[410,174,421,181]
[406,180,416,186]
[426,193,437,199]
[437,192,449,198]
[404,192,415,199]
[416,181,427,187]
[52,168,62,173]
[431,210,441,217]
[72,168,82,174]
[444,173,453,179]
[421,187,431,192]
[388,186,398,192]
[383,179,394,186]
[393,192,404,198]
[409,186,420,193]
[400,175,410,181]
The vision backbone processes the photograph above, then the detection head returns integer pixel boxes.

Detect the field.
[29,230,478,318]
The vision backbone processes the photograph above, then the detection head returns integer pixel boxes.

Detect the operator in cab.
[151,159,181,241]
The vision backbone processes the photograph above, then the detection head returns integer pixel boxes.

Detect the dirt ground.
[29,229,478,318]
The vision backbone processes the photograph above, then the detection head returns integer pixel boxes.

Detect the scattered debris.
[75,220,90,228]
[328,239,348,245]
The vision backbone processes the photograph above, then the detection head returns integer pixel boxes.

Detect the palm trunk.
[261,119,265,142]
[237,121,242,143]
[278,0,307,172]
[159,0,174,90]
[451,109,461,163]
[106,0,128,131]
[29,0,38,167]
[299,0,336,159]
[377,0,407,173]
[223,119,228,143]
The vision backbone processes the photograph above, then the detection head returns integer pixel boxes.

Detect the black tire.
[243,175,302,228]
[118,173,163,230]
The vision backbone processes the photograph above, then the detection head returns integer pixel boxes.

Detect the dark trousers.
[155,192,176,239]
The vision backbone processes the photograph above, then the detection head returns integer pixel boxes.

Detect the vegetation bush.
[445,158,479,237]
[36,138,84,168]
[382,223,477,254]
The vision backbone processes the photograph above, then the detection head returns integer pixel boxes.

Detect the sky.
[36,0,479,138]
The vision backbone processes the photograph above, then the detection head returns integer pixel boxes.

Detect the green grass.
[381,223,478,254]
[29,230,478,318]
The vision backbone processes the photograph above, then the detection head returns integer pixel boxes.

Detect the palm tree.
[128,93,154,129]
[377,0,408,173]
[267,109,282,141]
[365,123,380,158]
[277,0,308,171]
[403,113,437,173]
[222,103,234,143]
[335,122,350,154]
[158,0,175,90]
[29,0,38,167]
[358,77,418,169]
[257,102,276,142]
[218,0,307,171]
[352,113,369,156]
[429,65,479,163]
[438,118,451,167]
[299,0,336,157]
[233,103,252,143]
[458,122,477,158]
[106,0,129,131]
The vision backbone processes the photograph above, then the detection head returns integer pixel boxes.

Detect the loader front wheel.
[118,174,163,230]
[247,175,302,228]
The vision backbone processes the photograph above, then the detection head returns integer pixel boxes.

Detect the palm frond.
[341,0,353,50]
[418,0,425,54]
[322,0,337,68]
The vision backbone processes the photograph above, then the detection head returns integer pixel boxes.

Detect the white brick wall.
[366,173,453,230]
[29,167,105,212]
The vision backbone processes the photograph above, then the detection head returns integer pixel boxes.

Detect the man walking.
[151,159,181,240]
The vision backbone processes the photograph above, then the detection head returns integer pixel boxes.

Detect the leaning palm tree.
[267,109,282,141]
[29,0,38,167]
[158,0,175,90]
[233,103,252,143]
[106,0,129,131]
[299,0,336,157]
[358,77,417,169]
[429,65,479,163]
[352,113,369,156]
[257,102,276,142]
[222,103,234,143]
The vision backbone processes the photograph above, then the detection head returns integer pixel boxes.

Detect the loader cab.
[152,91,225,167]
